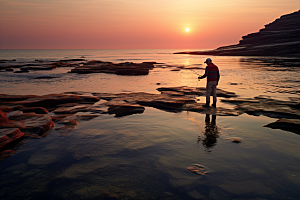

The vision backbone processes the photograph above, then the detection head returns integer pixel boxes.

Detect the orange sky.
[0,0,299,49]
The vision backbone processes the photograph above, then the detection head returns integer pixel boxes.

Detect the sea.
[0,49,299,200]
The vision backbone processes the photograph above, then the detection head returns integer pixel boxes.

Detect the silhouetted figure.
[198,114,220,152]
[198,58,220,108]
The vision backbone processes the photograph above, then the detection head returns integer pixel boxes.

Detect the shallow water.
[0,49,300,199]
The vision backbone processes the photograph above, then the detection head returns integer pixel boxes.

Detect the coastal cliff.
[175,10,300,57]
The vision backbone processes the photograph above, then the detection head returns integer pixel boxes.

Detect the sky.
[0,0,299,49]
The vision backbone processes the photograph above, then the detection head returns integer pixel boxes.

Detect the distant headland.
[175,10,300,57]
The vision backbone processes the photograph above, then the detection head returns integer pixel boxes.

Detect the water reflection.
[198,114,220,152]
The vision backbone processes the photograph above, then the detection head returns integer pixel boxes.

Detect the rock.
[264,118,300,134]
[0,106,13,113]
[226,137,243,143]
[5,68,13,71]
[57,103,79,107]
[1,94,83,108]
[6,110,23,119]
[20,107,49,114]
[234,102,300,119]
[93,89,241,116]
[70,61,154,75]
[157,86,238,98]
[0,111,9,124]
[57,115,79,126]
[174,10,300,57]
[33,75,57,79]
[185,103,241,116]
[0,128,24,150]
[20,65,56,71]
[187,164,208,175]
[14,70,29,73]
[108,104,145,117]
[0,94,38,102]
[53,105,91,114]
[1,113,54,135]
[60,58,86,62]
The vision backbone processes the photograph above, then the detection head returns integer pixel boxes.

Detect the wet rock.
[108,104,145,117]
[5,68,13,72]
[53,105,92,114]
[57,115,79,126]
[0,111,9,124]
[187,164,208,175]
[0,106,13,113]
[264,118,300,134]
[70,60,154,76]
[57,103,79,107]
[20,65,56,71]
[234,102,300,119]
[6,110,23,119]
[1,113,54,135]
[0,128,24,150]
[20,107,49,114]
[14,70,29,73]
[157,86,238,98]
[33,75,57,79]
[60,58,86,62]
[226,137,243,143]
[0,94,37,102]
[185,103,241,116]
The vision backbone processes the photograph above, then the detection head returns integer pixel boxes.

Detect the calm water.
[0,49,300,200]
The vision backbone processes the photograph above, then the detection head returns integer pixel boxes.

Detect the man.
[198,58,220,108]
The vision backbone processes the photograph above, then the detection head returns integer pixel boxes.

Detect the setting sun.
[186,28,190,32]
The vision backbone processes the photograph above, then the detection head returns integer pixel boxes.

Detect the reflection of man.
[198,58,220,108]
[199,114,220,152]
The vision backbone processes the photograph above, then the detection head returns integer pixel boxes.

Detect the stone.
[20,107,49,114]
[53,105,92,114]
[157,86,238,98]
[33,75,57,79]
[20,65,56,71]
[1,113,54,135]
[0,111,9,124]
[234,102,300,119]
[187,164,208,175]
[70,60,154,75]
[6,110,23,119]
[107,104,145,117]
[0,128,24,150]
[226,137,243,143]
[0,106,13,113]
[264,118,300,134]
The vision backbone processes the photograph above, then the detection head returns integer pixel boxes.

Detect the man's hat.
[204,58,212,63]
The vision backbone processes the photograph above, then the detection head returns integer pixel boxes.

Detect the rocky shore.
[175,10,300,57]
[1,86,299,161]
[0,58,205,75]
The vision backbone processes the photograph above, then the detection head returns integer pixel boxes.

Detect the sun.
[186,28,190,32]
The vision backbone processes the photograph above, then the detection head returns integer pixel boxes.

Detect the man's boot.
[212,102,216,108]
[203,103,210,108]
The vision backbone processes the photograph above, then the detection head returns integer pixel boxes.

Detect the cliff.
[175,10,300,57]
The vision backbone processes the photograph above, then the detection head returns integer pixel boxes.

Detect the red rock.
[0,111,9,124]
[20,107,49,114]
[1,113,55,135]
[0,106,13,113]
[0,128,24,150]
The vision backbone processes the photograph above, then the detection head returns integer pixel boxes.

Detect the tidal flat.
[0,49,299,200]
